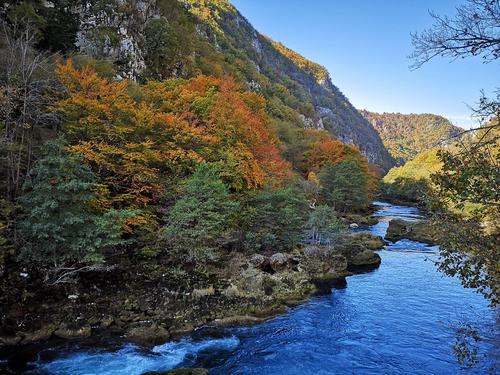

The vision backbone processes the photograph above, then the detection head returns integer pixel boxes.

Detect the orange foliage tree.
[54,62,290,212]
[302,131,379,195]
[143,75,291,190]
[55,61,210,210]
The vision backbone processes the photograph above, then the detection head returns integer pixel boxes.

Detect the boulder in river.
[302,246,348,276]
[386,219,435,244]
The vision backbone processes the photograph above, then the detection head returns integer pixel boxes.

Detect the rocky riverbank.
[0,231,385,360]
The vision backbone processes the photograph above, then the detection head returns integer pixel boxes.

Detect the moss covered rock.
[386,219,435,244]
[125,324,170,346]
[349,233,386,250]
[350,250,381,267]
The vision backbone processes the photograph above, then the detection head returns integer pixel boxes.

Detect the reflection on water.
[30,202,499,375]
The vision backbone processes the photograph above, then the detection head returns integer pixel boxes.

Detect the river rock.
[349,223,359,229]
[125,323,170,346]
[269,253,289,272]
[54,323,91,339]
[350,233,386,250]
[344,213,378,226]
[310,273,348,294]
[350,249,381,267]
[386,219,435,244]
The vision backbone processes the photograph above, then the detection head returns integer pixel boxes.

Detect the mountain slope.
[208,2,395,170]
[360,110,462,165]
[24,0,393,171]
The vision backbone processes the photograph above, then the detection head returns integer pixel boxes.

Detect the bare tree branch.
[410,0,500,70]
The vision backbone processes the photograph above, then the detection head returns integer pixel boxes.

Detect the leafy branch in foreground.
[428,125,499,306]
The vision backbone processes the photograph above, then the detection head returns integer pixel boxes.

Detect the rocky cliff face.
[212,5,394,170]
[69,0,395,170]
[360,110,462,165]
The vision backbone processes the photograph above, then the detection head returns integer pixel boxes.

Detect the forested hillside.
[0,0,387,347]
[0,0,393,171]
[360,110,461,164]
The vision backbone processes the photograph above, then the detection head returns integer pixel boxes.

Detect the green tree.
[410,0,500,310]
[305,205,345,249]
[164,164,239,263]
[18,138,127,281]
[318,159,369,212]
[244,185,308,253]
[143,5,195,80]
[428,126,499,306]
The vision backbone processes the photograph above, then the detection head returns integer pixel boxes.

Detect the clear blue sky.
[231,0,499,129]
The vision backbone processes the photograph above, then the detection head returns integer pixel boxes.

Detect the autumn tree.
[55,60,209,210]
[143,75,291,190]
[301,135,358,174]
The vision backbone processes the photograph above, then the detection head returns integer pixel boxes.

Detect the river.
[20,202,500,374]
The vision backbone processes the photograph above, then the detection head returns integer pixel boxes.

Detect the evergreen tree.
[244,185,308,253]
[18,138,126,273]
[318,159,369,212]
[164,164,239,262]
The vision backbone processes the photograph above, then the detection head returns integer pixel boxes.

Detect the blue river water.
[28,202,499,374]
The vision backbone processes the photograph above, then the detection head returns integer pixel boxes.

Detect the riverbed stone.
[350,233,386,250]
[344,213,378,226]
[302,246,348,276]
[386,219,435,243]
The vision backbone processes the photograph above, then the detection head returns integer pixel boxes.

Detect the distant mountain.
[360,111,462,165]
[25,0,394,170]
